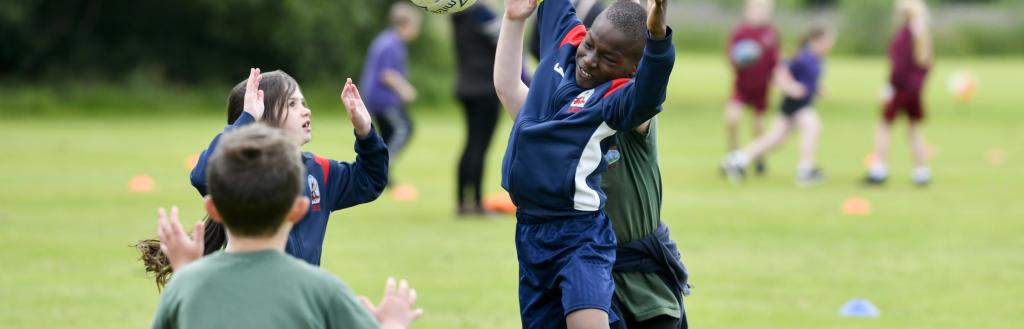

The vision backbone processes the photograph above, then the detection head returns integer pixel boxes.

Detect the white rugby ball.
[411,0,478,14]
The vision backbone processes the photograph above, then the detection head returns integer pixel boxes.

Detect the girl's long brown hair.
[135,70,299,289]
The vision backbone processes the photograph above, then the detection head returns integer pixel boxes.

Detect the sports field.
[1,54,1021,328]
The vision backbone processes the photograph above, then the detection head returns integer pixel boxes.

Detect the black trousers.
[372,108,413,185]
[456,95,501,208]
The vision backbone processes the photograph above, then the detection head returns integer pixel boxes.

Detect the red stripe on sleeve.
[603,78,632,98]
[560,24,587,48]
[313,155,331,184]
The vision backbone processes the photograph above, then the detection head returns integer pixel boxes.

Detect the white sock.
[913,166,931,182]
[797,161,815,173]
[732,151,751,168]
[869,163,888,180]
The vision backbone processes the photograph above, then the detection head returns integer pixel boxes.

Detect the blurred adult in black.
[452,3,502,216]
[528,0,607,61]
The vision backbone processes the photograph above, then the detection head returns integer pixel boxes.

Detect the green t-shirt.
[151,250,379,329]
[602,120,680,321]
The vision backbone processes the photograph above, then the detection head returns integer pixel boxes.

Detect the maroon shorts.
[883,84,925,123]
[732,86,769,114]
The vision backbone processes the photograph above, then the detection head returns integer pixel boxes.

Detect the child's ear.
[287,197,310,224]
[203,196,224,224]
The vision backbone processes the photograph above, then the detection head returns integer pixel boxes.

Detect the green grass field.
[1,54,1022,328]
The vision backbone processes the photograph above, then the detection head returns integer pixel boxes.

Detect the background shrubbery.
[0,0,1020,108]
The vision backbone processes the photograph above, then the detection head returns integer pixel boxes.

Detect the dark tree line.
[0,0,397,83]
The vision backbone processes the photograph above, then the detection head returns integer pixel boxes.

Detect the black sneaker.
[755,159,767,176]
[863,175,887,186]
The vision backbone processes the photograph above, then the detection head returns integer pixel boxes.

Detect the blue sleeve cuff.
[232,112,256,127]
[355,125,386,152]
[645,26,675,57]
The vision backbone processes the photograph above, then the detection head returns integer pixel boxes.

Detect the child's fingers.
[412,308,424,320]
[408,288,418,305]
[257,90,264,102]
[247,68,256,91]
[170,207,186,238]
[398,279,410,299]
[351,82,363,99]
[193,220,205,248]
[157,208,169,240]
[384,277,397,297]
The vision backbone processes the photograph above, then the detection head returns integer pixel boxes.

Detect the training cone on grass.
[987,148,1006,166]
[483,192,517,214]
[839,299,880,318]
[842,197,871,216]
[185,153,201,171]
[391,184,419,202]
[129,175,156,193]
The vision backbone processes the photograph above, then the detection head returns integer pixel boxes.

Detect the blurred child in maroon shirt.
[724,0,780,174]
[866,0,933,186]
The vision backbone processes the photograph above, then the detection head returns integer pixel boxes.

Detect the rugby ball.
[731,39,763,69]
[411,0,478,14]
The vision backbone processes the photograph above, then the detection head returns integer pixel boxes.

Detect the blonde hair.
[896,0,930,25]
[390,2,423,28]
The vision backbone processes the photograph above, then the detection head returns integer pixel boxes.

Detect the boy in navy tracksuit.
[191,71,389,266]
[494,0,674,328]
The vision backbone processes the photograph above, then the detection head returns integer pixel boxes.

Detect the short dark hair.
[800,24,831,48]
[596,1,648,59]
[227,70,299,126]
[207,124,304,237]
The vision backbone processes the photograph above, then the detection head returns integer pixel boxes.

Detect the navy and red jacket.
[501,0,675,218]
[190,112,389,266]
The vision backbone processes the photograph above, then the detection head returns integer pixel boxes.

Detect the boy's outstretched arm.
[494,0,537,119]
[647,0,667,39]
[190,68,263,195]
[773,64,807,99]
[602,0,675,130]
[381,69,417,103]
[324,79,390,211]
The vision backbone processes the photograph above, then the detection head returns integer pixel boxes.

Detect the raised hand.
[505,0,539,21]
[244,68,266,120]
[358,277,424,329]
[341,78,373,138]
[647,0,667,39]
[156,206,205,271]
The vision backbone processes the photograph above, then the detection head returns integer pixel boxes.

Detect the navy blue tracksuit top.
[190,112,389,265]
[501,0,676,218]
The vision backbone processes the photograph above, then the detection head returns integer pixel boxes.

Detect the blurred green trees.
[0,0,397,83]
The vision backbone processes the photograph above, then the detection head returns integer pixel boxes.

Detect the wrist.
[355,126,371,139]
[504,11,527,22]
[378,321,407,329]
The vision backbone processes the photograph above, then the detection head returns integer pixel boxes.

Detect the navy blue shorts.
[515,211,619,329]
[780,97,813,118]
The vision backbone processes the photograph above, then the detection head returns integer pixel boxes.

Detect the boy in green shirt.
[151,120,422,329]
[602,119,689,328]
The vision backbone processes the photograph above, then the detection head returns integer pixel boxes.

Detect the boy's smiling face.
[575,18,645,90]
[280,88,312,146]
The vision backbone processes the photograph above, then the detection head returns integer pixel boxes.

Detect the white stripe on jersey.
[573,122,616,211]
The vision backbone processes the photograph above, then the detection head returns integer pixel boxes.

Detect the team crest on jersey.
[568,89,594,113]
[308,174,321,207]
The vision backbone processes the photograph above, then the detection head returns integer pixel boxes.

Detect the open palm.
[341,78,373,138]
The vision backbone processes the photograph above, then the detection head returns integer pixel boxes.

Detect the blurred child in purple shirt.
[359,2,422,198]
[722,26,835,186]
